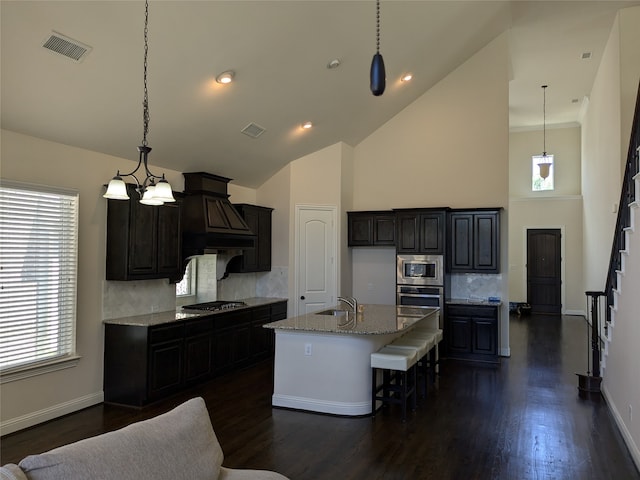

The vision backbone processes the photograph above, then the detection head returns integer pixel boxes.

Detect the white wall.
[0,129,185,433]
[589,5,640,468]
[508,127,584,313]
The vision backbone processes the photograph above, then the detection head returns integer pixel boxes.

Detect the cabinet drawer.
[447,305,497,318]
[214,310,249,330]
[149,324,184,344]
[271,301,287,320]
[185,318,213,336]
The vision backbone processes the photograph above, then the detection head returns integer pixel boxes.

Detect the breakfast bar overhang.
[264,305,440,416]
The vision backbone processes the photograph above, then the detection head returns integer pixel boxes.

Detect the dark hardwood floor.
[2,314,639,479]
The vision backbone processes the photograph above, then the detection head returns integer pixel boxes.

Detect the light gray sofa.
[0,397,289,480]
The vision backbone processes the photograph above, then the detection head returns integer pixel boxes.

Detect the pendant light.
[538,85,552,180]
[103,0,175,205]
[370,0,386,96]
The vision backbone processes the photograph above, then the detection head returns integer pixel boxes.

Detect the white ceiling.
[1,1,637,188]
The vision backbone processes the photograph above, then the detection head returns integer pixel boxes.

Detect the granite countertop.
[263,304,439,336]
[103,297,288,327]
[446,298,503,306]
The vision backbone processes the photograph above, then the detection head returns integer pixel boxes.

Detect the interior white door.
[295,206,337,315]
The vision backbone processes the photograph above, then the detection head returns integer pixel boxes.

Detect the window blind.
[0,180,79,373]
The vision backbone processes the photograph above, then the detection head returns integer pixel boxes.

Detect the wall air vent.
[42,31,92,62]
[241,123,266,139]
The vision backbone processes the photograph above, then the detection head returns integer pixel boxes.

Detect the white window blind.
[0,180,79,374]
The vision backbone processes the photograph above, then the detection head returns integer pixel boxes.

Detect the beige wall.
[352,34,509,211]
[0,129,185,432]
[508,127,584,313]
[588,6,640,467]
[509,127,581,198]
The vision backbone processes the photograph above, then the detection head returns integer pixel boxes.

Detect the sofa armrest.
[218,466,290,480]
[0,464,29,480]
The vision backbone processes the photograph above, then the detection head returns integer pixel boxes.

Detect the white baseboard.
[601,384,640,472]
[564,309,585,316]
[500,347,511,357]
[272,393,371,416]
[0,391,104,436]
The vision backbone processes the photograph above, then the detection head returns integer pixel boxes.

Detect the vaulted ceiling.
[2,1,637,188]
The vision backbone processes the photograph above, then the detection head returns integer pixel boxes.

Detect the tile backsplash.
[103,278,176,320]
[449,273,502,301]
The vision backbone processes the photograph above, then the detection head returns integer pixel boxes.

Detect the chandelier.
[538,85,552,180]
[370,0,386,96]
[103,0,175,205]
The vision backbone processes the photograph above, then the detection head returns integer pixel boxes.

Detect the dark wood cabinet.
[449,209,500,273]
[347,211,395,246]
[445,304,499,363]
[106,184,182,281]
[395,209,446,254]
[227,204,273,272]
[104,300,287,407]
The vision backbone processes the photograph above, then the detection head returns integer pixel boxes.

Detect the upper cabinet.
[106,184,182,282]
[227,204,273,272]
[449,209,501,273]
[347,211,395,247]
[395,209,446,254]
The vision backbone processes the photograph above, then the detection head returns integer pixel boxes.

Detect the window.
[0,180,79,378]
[532,154,554,191]
[176,258,196,297]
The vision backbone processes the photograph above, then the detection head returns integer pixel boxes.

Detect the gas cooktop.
[182,301,248,312]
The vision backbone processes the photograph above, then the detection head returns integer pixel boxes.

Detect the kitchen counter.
[268,304,439,416]
[103,297,288,326]
[446,298,503,307]
[264,304,437,335]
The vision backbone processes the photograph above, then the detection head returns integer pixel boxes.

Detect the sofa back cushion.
[19,397,223,480]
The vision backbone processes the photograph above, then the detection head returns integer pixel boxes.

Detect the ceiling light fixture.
[401,73,413,82]
[216,70,235,84]
[369,0,386,96]
[103,0,174,205]
[538,85,552,180]
[327,59,341,69]
[302,121,313,129]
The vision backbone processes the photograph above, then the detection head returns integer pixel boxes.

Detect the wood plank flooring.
[2,313,639,479]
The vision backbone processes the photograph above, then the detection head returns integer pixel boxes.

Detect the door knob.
[300,295,306,300]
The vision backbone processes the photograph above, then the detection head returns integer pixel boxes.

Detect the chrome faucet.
[337,296,358,314]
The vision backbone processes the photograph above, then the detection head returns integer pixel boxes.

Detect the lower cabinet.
[445,304,500,364]
[104,301,287,407]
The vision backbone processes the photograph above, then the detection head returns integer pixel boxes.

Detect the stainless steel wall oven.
[396,254,444,326]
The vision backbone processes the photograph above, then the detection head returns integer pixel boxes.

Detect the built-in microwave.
[396,254,444,286]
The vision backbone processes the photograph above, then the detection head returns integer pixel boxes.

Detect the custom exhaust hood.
[181,172,256,258]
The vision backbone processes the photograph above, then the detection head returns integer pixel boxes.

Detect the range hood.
[181,172,256,258]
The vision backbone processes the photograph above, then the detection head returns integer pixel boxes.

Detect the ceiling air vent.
[42,31,92,62]
[241,123,266,139]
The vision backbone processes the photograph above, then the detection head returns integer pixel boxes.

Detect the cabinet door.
[250,306,272,360]
[156,202,182,276]
[373,214,396,246]
[148,339,183,400]
[184,318,213,383]
[396,213,420,252]
[474,213,499,272]
[240,208,260,271]
[450,213,473,271]
[447,315,471,354]
[128,201,158,275]
[257,209,272,271]
[419,212,445,254]
[472,317,497,355]
[348,213,373,246]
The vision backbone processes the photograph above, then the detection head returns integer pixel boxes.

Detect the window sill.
[0,355,82,384]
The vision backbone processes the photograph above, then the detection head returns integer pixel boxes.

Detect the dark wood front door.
[527,229,562,315]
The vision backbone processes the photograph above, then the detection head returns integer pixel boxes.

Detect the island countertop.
[263,304,439,335]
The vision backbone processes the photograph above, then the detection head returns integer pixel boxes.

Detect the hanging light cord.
[142,0,150,147]
[376,0,381,54]
[542,85,547,155]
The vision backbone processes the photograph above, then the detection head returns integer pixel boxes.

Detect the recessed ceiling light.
[401,73,413,82]
[302,121,313,129]
[216,70,235,84]
[571,98,580,104]
[581,52,592,60]
[327,59,341,69]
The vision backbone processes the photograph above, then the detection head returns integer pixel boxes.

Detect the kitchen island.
[264,304,439,416]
